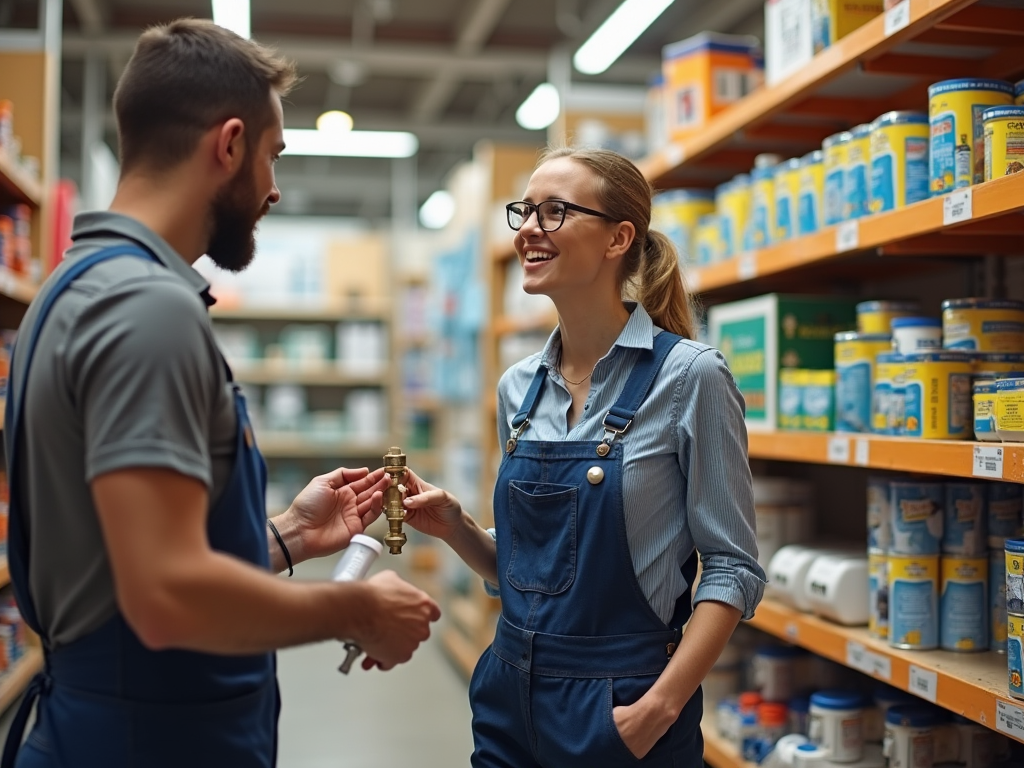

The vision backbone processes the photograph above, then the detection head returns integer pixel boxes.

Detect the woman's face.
[513,157,624,299]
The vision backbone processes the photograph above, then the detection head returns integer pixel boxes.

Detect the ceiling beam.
[68,0,105,34]
[62,33,659,82]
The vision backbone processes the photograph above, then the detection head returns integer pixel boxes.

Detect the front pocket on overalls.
[506,481,577,594]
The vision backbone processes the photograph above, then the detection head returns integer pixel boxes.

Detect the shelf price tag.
[997,700,1024,740]
[827,436,851,464]
[836,221,859,252]
[973,446,1004,479]
[665,143,686,167]
[943,188,973,226]
[738,252,758,281]
[846,641,892,680]
[884,0,911,37]
[908,665,938,702]
[855,438,870,466]
[785,623,799,640]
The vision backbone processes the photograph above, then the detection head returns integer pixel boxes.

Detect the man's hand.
[273,466,391,565]
[349,570,441,671]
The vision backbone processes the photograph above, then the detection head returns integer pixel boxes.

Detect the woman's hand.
[612,697,677,760]
[401,468,465,543]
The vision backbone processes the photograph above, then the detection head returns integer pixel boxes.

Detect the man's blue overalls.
[1,245,279,767]
[470,331,703,767]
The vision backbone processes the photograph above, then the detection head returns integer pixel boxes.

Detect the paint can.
[856,300,920,336]
[900,351,973,440]
[983,105,1024,181]
[888,554,939,650]
[823,131,851,226]
[890,480,943,555]
[694,213,721,265]
[750,166,777,250]
[942,298,1024,352]
[869,111,930,213]
[845,123,872,220]
[996,377,1024,442]
[973,379,998,441]
[1007,614,1024,699]
[868,549,889,640]
[808,690,866,763]
[882,705,939,768]
[798,150,824,236]
[928,78,1014,194]
[939,556,988,651]
[873,352,904,435]
[775,157,802,241]
[943,483,986,556]
[835,332,893,433]
[991,547,1008,653]
[1004,538,1024,614]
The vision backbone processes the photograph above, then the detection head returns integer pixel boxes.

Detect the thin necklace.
[558,349,595,386]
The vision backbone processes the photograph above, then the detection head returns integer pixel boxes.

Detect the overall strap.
[4,244,161,636]
[602,331,682,436]
[510,366,547,430]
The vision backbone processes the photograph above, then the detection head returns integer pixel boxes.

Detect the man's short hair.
[113,18,298,172]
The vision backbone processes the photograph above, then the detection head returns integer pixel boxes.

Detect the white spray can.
[332,534,383,674]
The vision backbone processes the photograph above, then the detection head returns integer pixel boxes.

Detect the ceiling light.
[515,83,560,131]
[573,0,674,75]
[211,0,250,39]
[281,129,418,158]
[419,190,455,230]
[316,110,354,134]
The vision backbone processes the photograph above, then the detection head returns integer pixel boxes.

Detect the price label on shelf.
[665,143,686,167]
[973,446,1004,479]
[846,641,892,680]
[785,623,799,640]
[997,700,1024,740]
[836,220,859,252]
[738,252,758,281]
[884,0,911,37]
[827,436,851,464]
[855,438,870,466]
[943,188,973,226]
[908,665,938,702]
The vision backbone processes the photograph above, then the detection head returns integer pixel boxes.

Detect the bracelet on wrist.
[267,518,294,577]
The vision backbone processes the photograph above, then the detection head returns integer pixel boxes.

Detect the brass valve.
[382,446,407,555]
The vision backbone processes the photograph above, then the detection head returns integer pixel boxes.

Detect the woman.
[402,147,765,767]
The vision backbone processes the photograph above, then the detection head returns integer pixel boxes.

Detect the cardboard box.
[811,0,883,52]
[708,294,856,429]
[662,32,763,141]
[324,235,388,307]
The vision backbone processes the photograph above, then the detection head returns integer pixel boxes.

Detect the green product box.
[707,294,856,430]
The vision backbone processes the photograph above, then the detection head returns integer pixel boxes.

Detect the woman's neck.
[555,295,631,375]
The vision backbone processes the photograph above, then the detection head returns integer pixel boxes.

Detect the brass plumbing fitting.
[382,447,407,555]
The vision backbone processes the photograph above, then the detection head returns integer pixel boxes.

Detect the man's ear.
[214,118,247,173]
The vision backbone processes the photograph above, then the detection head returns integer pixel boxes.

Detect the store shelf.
[639,0,989,184]
[0,648,43,714]
[0,558,9,589]
[0,152,42,208]
[750,598,1023,740]
[492,311,558,338]
[702,719,754,768]
[210,305,389,322]
[256,434,385,459]
[441,625,482,681]
[747,430,1024,483]
[229,361,388,387]
[0,265,38,306]
[687,172,1024,295]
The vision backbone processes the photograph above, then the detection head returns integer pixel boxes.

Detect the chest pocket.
[506,480,577,595]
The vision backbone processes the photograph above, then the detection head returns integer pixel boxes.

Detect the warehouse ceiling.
[52,0,766,222]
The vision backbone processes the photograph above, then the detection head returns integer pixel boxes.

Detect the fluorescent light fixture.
[419,190,455,229]
[211,0,250,39]
[573,0,674,75]
[515,83,560,131]
[281,129,419,158]
[316,110,354,134]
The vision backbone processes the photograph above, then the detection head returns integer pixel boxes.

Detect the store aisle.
[278,555,474,768]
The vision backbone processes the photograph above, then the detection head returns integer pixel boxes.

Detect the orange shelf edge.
[0,152,42,208]
[749,599,1023,741]
[688,173,1024,293]
[638,0,977,182]
[747,430,1024,483]
[0,265,38,306]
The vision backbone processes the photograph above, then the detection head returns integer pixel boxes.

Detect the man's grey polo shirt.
[8,212,238,648]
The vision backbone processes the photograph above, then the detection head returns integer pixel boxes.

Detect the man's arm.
[92,467,440,665]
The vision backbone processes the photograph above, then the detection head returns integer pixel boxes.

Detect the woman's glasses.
[505,200,614,232]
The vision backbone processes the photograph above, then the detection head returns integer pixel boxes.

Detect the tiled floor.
[0,554,475,767]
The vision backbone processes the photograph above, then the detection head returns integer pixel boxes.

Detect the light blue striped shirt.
[491,303,765,623]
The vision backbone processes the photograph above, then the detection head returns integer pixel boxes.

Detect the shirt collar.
[69,211,216,305]
[539,301,656,369]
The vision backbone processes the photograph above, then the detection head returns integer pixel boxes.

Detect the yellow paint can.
[715,175,752,259]
[797,150,824,236]
[856,300,919,335]
[996,378,1024,443]
[869,111,930,213]
[900,351,973,439]
[928,78,1013,194]
[835,332,892,433]
[942,298,1024,352]
[774,157,802,242]
[983,106,1024,181]
[823,131,850,226]
[888,554,938,650]
[694,214,721,266]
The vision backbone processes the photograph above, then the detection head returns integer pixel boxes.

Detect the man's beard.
[206,158,267,273]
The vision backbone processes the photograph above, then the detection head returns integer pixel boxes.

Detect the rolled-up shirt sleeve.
[676,348,766,620]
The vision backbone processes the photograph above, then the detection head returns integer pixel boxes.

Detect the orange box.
[662,32,763,141]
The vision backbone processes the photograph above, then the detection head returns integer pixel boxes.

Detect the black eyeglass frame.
[505,199,615,232]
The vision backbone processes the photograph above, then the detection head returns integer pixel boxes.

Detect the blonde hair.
[539,146,698,339]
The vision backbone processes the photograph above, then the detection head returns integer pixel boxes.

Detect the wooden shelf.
[640,0,990,184]
[702,719,754,768]
[687,172,1024,295]
[230,361,388,387]
[0,558,9,590]
[750,598,1023,741]
[492,311,558,338]
[256,434,386,459]
[0,647,43,714]
[747,430,1024,483]
[492,246,516,263]
[0,152,42,208]
[0,265,38,306]
[210,305,389,322]
[441,625,482,681]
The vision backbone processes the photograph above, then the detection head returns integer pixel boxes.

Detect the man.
[1,18,440,768]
